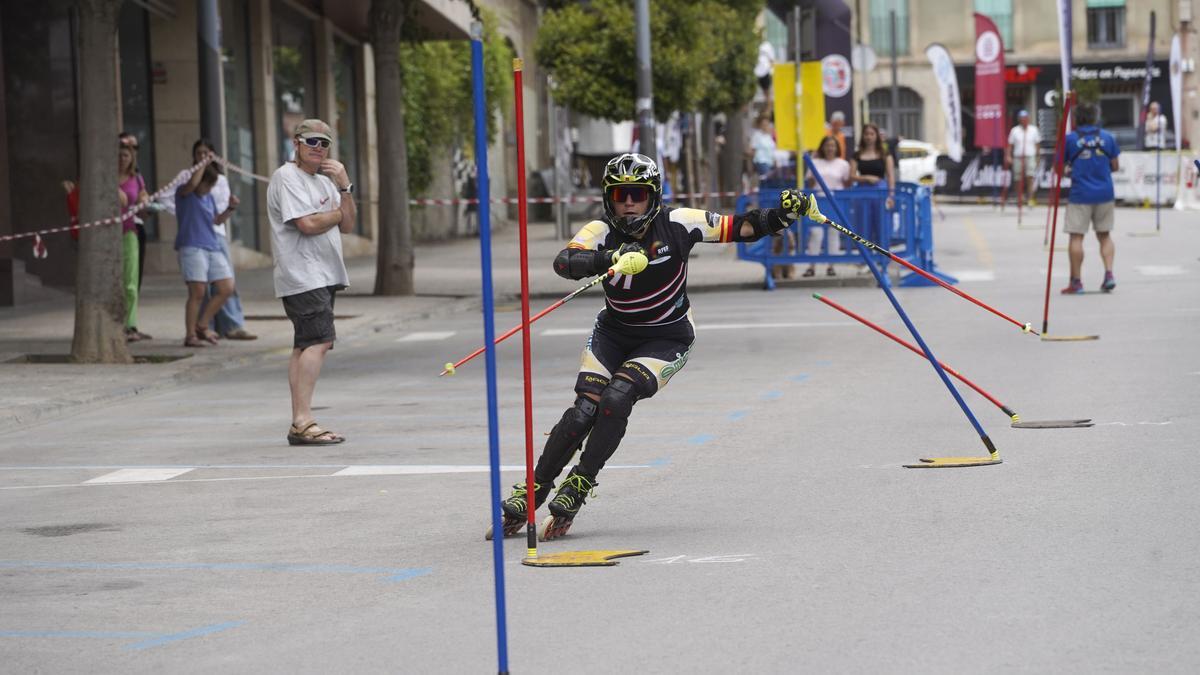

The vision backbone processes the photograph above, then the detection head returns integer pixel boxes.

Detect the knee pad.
[598,377,638,422]
[536,396,597,482]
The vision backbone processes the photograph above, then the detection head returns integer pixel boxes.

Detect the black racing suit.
[531,204,791,484]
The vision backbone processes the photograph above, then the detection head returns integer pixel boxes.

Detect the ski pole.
[813,293,1016,420]
[440,270,612,376]
[799,194,1040,337]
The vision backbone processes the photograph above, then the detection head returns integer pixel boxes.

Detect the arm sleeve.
[553,220,611,279]
[668,206,788,244]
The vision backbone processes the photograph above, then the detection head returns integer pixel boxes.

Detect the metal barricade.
[734,183,950,290]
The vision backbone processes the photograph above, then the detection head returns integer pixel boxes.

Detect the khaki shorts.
[1065,201,1114,234]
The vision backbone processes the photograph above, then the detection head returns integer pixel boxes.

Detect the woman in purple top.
[175,160,240,347]
[118,143,150,341]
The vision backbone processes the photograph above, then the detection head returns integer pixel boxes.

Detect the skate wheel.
[484,525,494,541]
[537,514,573,541]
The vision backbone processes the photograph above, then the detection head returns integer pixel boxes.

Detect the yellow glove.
[611,250,649,275]
[780,189,821,220]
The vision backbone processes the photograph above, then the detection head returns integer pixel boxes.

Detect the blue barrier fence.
[735,183,954,290]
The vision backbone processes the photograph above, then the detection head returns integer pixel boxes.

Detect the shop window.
[333,38,364,236]
[220,0,259,250]
[1099,96,1134,129]
[118,3,157,239]
[272,1,318,163]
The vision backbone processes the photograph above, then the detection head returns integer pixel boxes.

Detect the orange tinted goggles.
[607,185,651,203]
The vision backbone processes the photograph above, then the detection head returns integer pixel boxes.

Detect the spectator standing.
[119,132,149,289]
[1005,110,1041,206]
[1144,102,1167,149]
[158,140,257,341]
[749,116,777,181]
[118,141,151,341]
[804,135,850,277]
[267,119,355,446]
[826,111,848,159]
[850,123,895,211]
[1061,103,1119,294]
[176,161,239,346]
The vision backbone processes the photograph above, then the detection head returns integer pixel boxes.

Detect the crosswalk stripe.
[84,468,195,484]
[397,331,457,342]
[1135,265,1186,276]
[948,269,996,282]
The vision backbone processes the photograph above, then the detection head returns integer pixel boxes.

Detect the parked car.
[897,139,939,184]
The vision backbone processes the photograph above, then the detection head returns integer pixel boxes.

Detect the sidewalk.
[0,220,861,432]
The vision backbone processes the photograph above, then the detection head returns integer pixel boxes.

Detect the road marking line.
[396,331,457,342]
[126,621,245,651]
[84,468,195,484]
[964,217,994,268]
[1135,265,1186,276]
[541,328,591,336]
[948,269,996,282]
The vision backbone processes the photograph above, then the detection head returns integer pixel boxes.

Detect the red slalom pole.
[807,211,1038,336]
[813,293,1017,420]
[512,59,538,561]
[439,271,610,377]
[1041,92,1074,334]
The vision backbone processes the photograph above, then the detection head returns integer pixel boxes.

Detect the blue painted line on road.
[815,360,832,367]
[688,434,714,445]
[761,391,783,400]
[0,560,432,584]
[727,411,748,421]
[790,374,809,383]
[646,457,671,467]
[126,621,244,651]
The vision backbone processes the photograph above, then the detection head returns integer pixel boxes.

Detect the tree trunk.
[370,0,414,296]
[719,107,747,210]
[71,0,131,364]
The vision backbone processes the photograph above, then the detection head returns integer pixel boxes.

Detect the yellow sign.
[772,62,827,153]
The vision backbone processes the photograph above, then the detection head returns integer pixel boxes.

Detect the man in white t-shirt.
[1005,110,1041,206]
[1144,101,1167,149]
[266,118,356,446]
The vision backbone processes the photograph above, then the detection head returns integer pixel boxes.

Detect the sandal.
[287,421,345,446]
[183,335,208,348]
[195,327,220,345]
[826,267,837,277]
[802,267,815,277]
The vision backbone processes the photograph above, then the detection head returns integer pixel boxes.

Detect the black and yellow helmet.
[602,153,662,238]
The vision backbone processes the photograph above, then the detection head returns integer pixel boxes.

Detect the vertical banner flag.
[925,43,963,162]
[973,13,1005,149]
[773,62,827,152]
[816,0,855,129]
[1137,11,1156,150]
[1056,0,1072,89]
[1170,34,1182,152]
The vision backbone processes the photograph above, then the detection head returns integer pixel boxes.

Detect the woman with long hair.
[118,141,151,341]
[849,123,895,211]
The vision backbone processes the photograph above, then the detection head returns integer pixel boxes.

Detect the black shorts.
[575,310,695,399]
[282,286,339,350]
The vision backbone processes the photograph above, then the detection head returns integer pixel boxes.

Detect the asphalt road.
[1,205,1198,673]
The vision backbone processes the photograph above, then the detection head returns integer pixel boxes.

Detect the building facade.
[0,0,549,306]
[854,0,1194,154]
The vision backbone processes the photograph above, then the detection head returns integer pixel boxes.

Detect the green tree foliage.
[536,0,762,120]
[400,11,512,193]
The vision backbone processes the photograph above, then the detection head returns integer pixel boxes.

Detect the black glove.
[780,189,817,220]
[602,242,646,265]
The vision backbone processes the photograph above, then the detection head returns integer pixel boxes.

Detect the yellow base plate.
[1041,334,1099,342]
[904,456,1003,469]
[521,550,648,567]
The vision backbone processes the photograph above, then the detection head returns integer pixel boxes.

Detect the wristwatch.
[339,183,354,194]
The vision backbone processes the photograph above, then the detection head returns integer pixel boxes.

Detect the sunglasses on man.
[298,136,331,149]
[606,185,651,203]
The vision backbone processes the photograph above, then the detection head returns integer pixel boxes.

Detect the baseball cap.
[294,119,333,143]
[1017,109,1029,118]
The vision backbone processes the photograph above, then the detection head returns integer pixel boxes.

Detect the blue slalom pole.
[471,23,509,675]
[804,154,997,458]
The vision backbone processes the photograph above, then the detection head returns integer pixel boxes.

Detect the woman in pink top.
[803,136,850,276]
[118,142,151,341]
